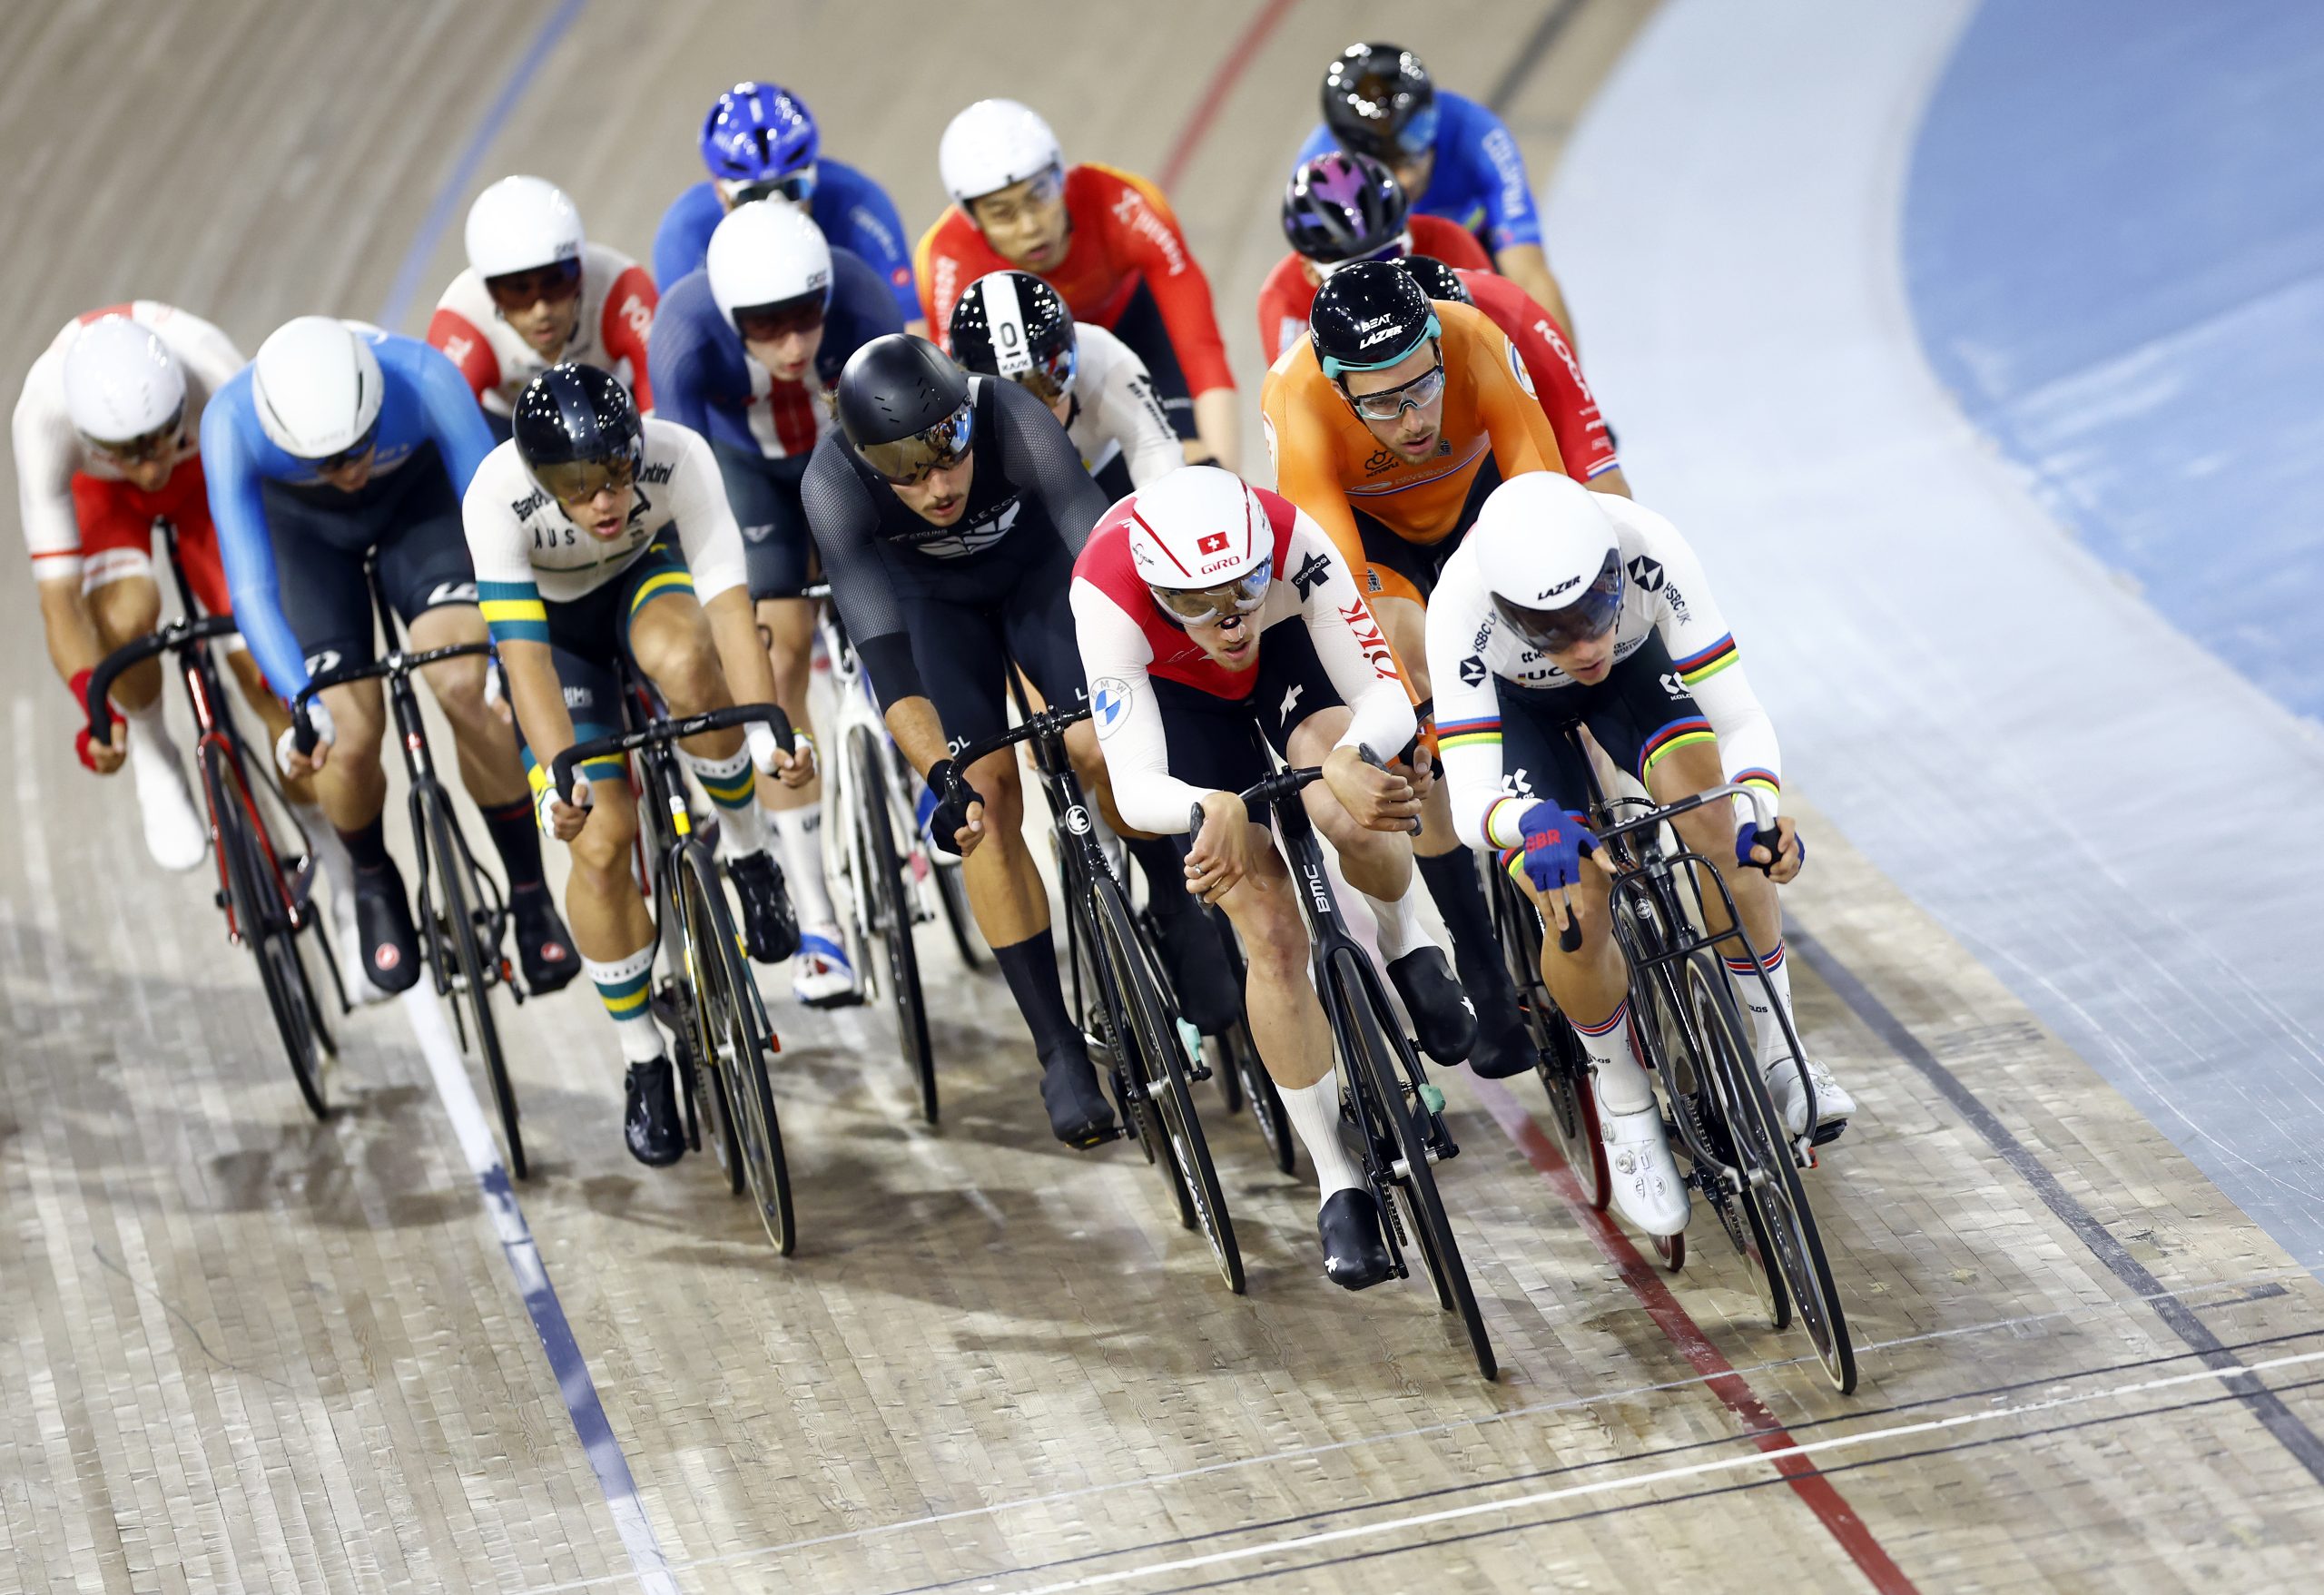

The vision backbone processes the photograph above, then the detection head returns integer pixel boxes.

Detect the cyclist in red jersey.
[915,99,1239,471]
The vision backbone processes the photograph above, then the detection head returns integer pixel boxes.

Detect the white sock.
[1570,999,1656,1114]
[121,696,182,767]
[291,801,355,904]
[1277,1072,1366,1203]
[768,802,835,925]
[681,747,769,858]
[1364,883,1429,965]
[584,945,666,1065]
[1724,941,1795,1067]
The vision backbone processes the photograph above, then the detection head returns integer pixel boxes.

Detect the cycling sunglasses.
[858,402,974,486]
[1151,556,1273,625]
[534,449,639,505]
[1344,355,1445,422]
[311,416,382,475]
[1492,551,1626,654]
[83,403,185,466]
[721,167,817,205]
[485,259,584,312]
[734,291,828,343]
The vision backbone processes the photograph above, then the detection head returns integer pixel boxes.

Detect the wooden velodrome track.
[5,2,2322,1590]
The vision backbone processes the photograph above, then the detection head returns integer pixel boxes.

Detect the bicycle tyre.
[1492,865,1610,1209]
[668,974,745,1195]
[206,743,329,1118]
[420,783,524,1180]
[1331,946,1496,1380]
[1097,877,1243,1293]
[677,842,794,1253]
[934,858,980,969]
[1684,953,1854,1392]
[853,729,936,1124]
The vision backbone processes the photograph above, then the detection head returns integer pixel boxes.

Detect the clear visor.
[1150,556,1273,625]
[310,414,383,474]
[857,402,973,485]
[1009,340,1078,404]
[1492,550,1625,654]
[80,402,185,465]
[533,444,639,504]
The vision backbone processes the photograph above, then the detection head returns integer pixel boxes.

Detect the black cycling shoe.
[1388,947,1479,1065]
[512,884,580,994]
[351,861,422,993]
[1468,1011,1540,1079]
[728,850,800,964]
[1319,1188,1393,1290]
[624,1058,685,1167]
[1039,1042,1118,1147]
[1152,907,1239,1033]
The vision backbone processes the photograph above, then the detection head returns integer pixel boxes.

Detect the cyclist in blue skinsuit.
[206,317,576,999]
[1294,41,1576,342]
[653,81,923,332]
[649,201,902,1008]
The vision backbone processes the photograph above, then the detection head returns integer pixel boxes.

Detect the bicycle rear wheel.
[1684,952,1854,1392]
[1098,877,1242,1293]
[206,742,330,1118]
[854,729,936,1123]
[419,783,524,1179]
[1492,865,1610,1209]
[1332,946,1495,1380]
[677,842,793,1254]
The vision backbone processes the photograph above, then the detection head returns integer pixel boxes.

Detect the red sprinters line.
[1157,0,1304,193]
[1474,1078,1920,1595]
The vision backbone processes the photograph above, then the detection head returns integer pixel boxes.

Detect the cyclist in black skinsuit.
[800,334,1233,1146]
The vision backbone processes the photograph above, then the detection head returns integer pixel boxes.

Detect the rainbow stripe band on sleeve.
[478,579,549,645]
[1674,634,1738,686]
[1436,715,1503,752]
[1734,766,1780,797]
[1639,715,1716,782]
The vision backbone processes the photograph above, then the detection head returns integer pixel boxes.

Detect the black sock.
[993,928,1080,1058]
[1417,849,1514,1007]
[1126,836,1195,920]
[338,816,389,872]
[479,797,546,894]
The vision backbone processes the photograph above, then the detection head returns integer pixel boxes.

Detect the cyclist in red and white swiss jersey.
[428,176,657,432]
[1072,467,1478,1291]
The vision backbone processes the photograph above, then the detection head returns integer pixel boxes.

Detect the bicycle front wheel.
[1098,877,1242,1294]
[206,742,330,1118]
[677,842,793,1254]
[1333,946,1495,1380]
[853,729,935,1123]
[419,783,523,1179]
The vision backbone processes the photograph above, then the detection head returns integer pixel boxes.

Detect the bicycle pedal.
[1809,1117,1847,1149]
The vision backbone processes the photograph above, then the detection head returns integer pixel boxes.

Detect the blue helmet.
[699,82,821,194]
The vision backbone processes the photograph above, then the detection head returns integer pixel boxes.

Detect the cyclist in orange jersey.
[1259,260,1564,1081]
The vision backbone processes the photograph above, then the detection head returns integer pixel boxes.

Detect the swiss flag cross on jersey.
[1196,532,1229,555]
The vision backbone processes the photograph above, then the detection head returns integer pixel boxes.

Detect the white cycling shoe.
[792,926,862,1008]
[1766,1055,1855,1138]
[332,891,393,1007]
[131,744,207,871]
[1600,1101,1691,1236]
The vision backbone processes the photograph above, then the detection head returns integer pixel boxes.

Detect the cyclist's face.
[1547,630,1615,684]
[743,323,826,384]
[1185,611,1258,672]
[317,445,378,493]
[970,172,1069,271]
[497,278,584,356]
[558,481,633,538]
[1391,150,1436,205]
[1342,343,1445,460]
[891,455,975,526]
[110,448,175,493]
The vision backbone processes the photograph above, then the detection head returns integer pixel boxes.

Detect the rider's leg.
[756,593,854,997]
[626,591,771,852]
[408,604,545,877]
[565,779,684,1165]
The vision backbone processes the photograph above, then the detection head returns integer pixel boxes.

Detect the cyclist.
[1072,465,1475,1288]
[207,317,578,998]
[800,334,1236,1146]
[1254,151,1490,363]
[652,81,922,331]
[466,364,808,1166]
[1295,42,1575,340]
[428,176,657,437]
[1262,261,1565,1081]
[947,270,1180,501]
[1426,472,1855,1236]
[916,100,1239,470]
[650,199,906,1006]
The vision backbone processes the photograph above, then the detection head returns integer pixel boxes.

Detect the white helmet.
[464,174,585,279]
[1469,473,1625,648]
[64,316,186,444]
[1127,467,1274,620]
[939,99,1064,207]
[251,317,384,460]
[707,200,832,329]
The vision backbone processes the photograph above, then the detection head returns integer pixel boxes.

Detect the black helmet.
[513,363,643,500]
[836,334,975,483]
[1399,254,1472,306]
[948,271,1079,403]
[1281,152,1409,266]
[1309,259,1440,380]
[1321,43,1438,163]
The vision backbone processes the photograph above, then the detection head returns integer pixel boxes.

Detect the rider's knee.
[424,654,491,718]
[655,640,725,715]
[1231,872,1306,982]
[566,802,638,879]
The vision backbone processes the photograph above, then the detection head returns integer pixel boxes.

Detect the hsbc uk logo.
[1628,556,1664,592]
[1458,654,1487,687]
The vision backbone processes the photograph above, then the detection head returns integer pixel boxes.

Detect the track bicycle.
[948,680,1245,1294]
[84,518,344,1116]
[554,688,799,1254]
[1207,753,1497,1379]
[291,556,527,1176]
